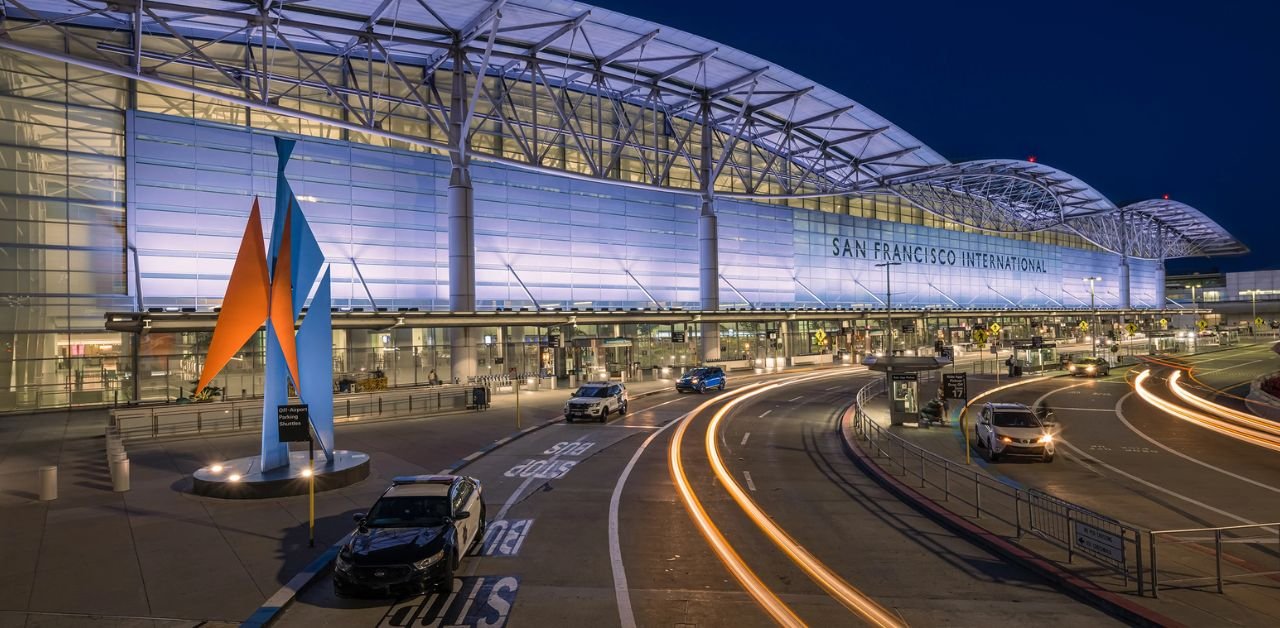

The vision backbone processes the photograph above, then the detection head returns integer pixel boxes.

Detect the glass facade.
[0,39,1167,413]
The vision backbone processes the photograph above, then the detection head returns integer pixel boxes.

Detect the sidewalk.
[0,377,676,627]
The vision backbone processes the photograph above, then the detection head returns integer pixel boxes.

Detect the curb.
[835,403,1184,628]
[242,386,670,627]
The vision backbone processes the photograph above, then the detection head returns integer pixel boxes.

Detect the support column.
[447,55,476,383]
[1119,255,1132,310]
[1154,225,1167,309]
[697,99,720,364]
[699,197,720,362]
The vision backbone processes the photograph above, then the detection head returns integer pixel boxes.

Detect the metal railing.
[110,384,478,440]
[1150,523,1280,596]
[848,378,1147,593]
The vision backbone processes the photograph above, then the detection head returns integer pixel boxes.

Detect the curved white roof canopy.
[0,0,1247,259]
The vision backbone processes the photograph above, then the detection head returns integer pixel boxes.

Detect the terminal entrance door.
[571,338,634,380]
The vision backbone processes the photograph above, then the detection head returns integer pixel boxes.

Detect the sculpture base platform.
[192,449,370,499]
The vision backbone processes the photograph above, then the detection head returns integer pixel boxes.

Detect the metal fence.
[111,384,479,440]
[1150,523,1280,597]
[848,378,1147,593]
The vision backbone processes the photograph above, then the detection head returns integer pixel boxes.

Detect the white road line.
[609,415,686,628]
[759,409,772,418]
[743,471,756,492]
[1032,385,1279,529]
[740,432,751,446]
[825,385,841,391]
[1199,359,1264,376]
[787,395,803,402]
[495,433,589,520]
[607,397,681,425]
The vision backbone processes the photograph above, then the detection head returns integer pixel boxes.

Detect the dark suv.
[676,366,727,393]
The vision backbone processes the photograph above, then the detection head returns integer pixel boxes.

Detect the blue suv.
[675,366,727,394]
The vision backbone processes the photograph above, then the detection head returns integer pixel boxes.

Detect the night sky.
[586,0,1279,273]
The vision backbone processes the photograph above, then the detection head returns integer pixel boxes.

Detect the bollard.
[569,374,577,388]
[652,367,660,381]
[39,465,57,501]
[111,458,130,492]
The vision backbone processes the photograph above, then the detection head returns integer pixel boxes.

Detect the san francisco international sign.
[831,237,1049,274]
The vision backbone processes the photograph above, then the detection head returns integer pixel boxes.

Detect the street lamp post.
[875,262,902,355]
[1184,284,1199,332]
[1084,277,1101,357]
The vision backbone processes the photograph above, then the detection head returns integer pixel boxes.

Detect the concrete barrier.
[110,458,130,492]
[39,466,57,501]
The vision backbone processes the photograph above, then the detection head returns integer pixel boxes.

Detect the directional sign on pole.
[1125,323,1138,336]
[943,373,968,400]
[1255,317,1265,327]
[988,322,1002,334]
[814,329,828,346]
[971,329,988,346]
[1078,320,1089,332]
[1196,319,1208,331]
[277,404,311,442]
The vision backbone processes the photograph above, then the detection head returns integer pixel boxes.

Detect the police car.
[563,381,628,422]
[334,475,486,596]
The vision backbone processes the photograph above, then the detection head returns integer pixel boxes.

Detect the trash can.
[1013,363,1023,377]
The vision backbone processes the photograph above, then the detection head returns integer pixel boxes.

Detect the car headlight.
[1086,366,1096,373]
[413,550,445,570]
[691,378,701,383]
[999,435,1013,444]
[1068,365,1076,372]
[1038,433,1054,444]
[335,552,353,573]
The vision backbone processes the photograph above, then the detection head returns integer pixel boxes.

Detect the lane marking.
[743,471,756,492]
[1031,385,1278,529]
[759,410,772,418]
[607,397,681,425]
[740,432,751,446]
[608,410,695,628]
[472,519,534,557]
[704,372,904,627]
[496,433,590,520]
[378,575,519,628]
[787,395,803,402]
[1200,359,1264,376]
[667,385,805,628]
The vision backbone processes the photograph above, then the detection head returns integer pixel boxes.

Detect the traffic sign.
[814,329,828,345]
[943,373,968,400]
[971,329,988,344]
[1075,522,1124,563]
[277,404,310,443]
[1158,318,1168,329]
[1196,319,1208,331]
[1125,323,1138,336]
[1078,320,1089,332]
[988,322,1002,334]
[1256,317,1265,327]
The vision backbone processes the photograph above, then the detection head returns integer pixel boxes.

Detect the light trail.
[1133,370,1280,453]
[667,384,806,628]
[704,374,906,628]
[1167,371,1280,438]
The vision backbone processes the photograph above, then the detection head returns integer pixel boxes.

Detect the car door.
[978,407,993,444]
[609,385,622,411]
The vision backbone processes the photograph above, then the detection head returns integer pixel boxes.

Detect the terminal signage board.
[277,404,310,443]
[901,322,916,334]
[942,373,967,400]
[548,334,562,348]
[672,331,686,343]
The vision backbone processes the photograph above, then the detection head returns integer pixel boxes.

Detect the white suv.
[564,381,628,423]
[974,402,1055,462]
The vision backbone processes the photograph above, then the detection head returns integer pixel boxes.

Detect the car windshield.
[574,386,609,398]
[683,369,709,378]
[366,495,450,527]
[993,411,1042,428]
[1077,358,1102,365]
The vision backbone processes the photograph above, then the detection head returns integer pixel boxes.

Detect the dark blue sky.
[588,0,1279,273]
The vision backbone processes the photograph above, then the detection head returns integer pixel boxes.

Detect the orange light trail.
[1167,371,1280,438]
[704,376,906,628]
[1133,370,1280,453]
[668,384,806,628]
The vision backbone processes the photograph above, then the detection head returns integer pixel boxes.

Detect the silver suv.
[563,381,628,423]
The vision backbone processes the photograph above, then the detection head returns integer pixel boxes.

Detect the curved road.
[274,368,1113,627]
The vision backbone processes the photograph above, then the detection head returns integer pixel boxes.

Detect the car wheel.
[619,402,628,416]
[718,382,725,391]
[472,504,488,552]
[565,416,574,423]
[987,440,1000,462]
[973,429,983,448]
[1043,454,1055,463]
[698,385,705,394]
[436,551,457,593]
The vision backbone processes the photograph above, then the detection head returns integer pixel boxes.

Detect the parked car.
[334,475,486,597]
[564,381,628,422]
[675,366,727,393]
[1066,356,1110,377]
[974,402,1055,462]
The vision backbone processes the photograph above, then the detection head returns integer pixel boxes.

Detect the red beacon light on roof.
[1162,193,1170,200]
[1027,155,1037,163]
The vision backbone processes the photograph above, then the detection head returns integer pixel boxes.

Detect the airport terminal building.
[0,0,1247,411]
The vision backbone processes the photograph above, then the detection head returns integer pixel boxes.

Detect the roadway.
[274,367,1112,627]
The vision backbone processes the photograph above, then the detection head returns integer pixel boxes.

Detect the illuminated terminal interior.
[0,1,1248,411]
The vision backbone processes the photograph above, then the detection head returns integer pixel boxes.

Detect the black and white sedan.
[334,475,486,597]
